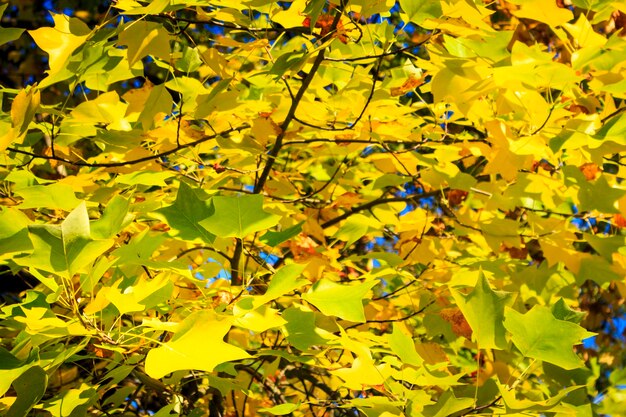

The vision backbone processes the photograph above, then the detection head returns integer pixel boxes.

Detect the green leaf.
[200,194,281,239]
[137,83,173,130]
[333,214,380,248]
[0,26,24,47]
[269,51,307,80]
[6,366,47,417]
[17,202,114,276]
[91,195,132,239]
[422,391,474,417]
[115,0,172,14]
[503,305,595,369]
[118,20,170,66]
[0,208,32,259]
[302,279,378,323]
[282,306,331,350]
[577,256,619,286]
[157,182,215,243]
[175,46,203,73]
[0,348,30,397]
[144,310,251,379]
[152,404,179,417]
[259,403,299,415]
[14,183,82,211]
[577,176,625,214]
[497,383,582,411]
[117,171,172,186]
[399,0,442,25]
[388,323,422,367]
[452,272,514,350]
[41,383,97,417]
[302,0,325,28]
[260,222,303,247]
[236,264,309,318]
[550,298,585,324]
[585,233,626,262]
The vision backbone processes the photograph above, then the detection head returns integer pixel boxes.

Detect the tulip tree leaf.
[14,183,82,211]
[550,298,585,324]
[6,366,47,417]
[28,13,90,78]
[157,182,215,243]
[0,208,33,258]
[200,194,281,238]
[282,306,330,351]
[302,279,378,323]
[258,403,299,415]
[91,195,132,239]
[260,222,303,247]
[16,202,114,277]
[399,0,442,25]
[388,323,422,367]
[452,272,514,350]
[503,306,595,370]
[145,310,251,379]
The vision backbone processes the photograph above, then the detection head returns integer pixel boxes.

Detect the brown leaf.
[440,307,473,339]
[579,163,600,180]
[391,74,425,96]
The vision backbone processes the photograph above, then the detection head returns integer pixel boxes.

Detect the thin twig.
[5,124,249,168]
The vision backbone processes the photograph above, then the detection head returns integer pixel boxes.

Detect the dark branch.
[253,10,343,194]
[321,189,444,229]
[5,124,249,168]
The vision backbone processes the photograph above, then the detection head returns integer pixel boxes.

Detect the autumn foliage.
[1,0,626,416]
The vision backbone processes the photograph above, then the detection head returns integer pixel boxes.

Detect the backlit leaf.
[145,310,251,379]
[200,194,280,239]
[452,272,514,350]
[399,0,442,25]
[157,182,215,243]
[503,306,595,369]
[29,13,90,77]
[302,279,378,323]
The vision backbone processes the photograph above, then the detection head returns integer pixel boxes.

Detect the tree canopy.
[1,0,626,416]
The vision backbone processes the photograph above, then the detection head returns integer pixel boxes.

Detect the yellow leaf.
[510,0,573,27]
[234,305,287,333]
[441,0,494,32]
[118,21,170,66]
[331,337,390,390]
[29,13,90,77]
[0,120,14,152]
[564,14,607,49]
[272,0,307,28]
[103,273,173,315]
[67,91,131,132]
[144,310,251,379]
[11,87,40,138]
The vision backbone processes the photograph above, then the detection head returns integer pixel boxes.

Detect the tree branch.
[253,11,343,194]
[321,189,444,229]
[5,124,249,168]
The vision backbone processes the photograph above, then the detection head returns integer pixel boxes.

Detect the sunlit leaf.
[145,310,251,379]
[200,194,281,238]
[157,182,215,243]
[29,13,90,78]
[504,306,595,369]
[452,272,514,350]
[302,279,378,323]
